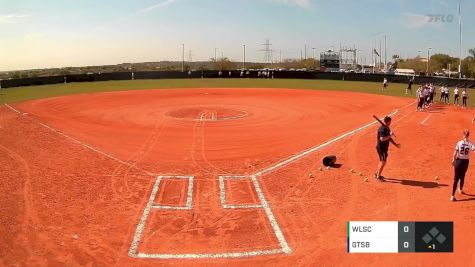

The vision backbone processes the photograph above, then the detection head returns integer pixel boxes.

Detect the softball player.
[454,87,460,106]
[375,116,400,181]
[451,130,475,201]
[439,86,444,102]
[445,87,450,104]
[429,84,435,105]
[383,78,388,91]
[416,86,424,111]
[406,77,413,95]
[462,89,468,108]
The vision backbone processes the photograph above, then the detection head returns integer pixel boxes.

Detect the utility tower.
[260,38,274,66]
[340,45,358,70]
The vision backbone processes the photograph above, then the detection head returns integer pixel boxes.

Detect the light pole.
[458,0,462,78]
[304,44,307,60]
[377,32,384,71]
[426,47,432,75]
[214,48,217,62]
[384,34,387,70]
[312,47,316,69]
[181,43,184,72]
[243,44,246,70]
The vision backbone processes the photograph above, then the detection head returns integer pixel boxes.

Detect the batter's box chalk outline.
[219,175,263,209]
[151,175,194,210]
[129,174,292,259]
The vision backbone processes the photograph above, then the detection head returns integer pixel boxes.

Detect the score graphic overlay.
[347,221,453,253]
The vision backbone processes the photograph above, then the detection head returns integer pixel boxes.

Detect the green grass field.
[1,78,473,105]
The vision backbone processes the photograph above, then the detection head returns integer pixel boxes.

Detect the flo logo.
[428,14,455,23]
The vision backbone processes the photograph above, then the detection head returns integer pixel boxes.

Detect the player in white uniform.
[462,89,468,108]
[445,87,450,104]
[382,78,388,91]
[451,130,475,201]
[423,86,429,108]
[427,84,434,107]
[454,87,460,106]
[416,86,424,111]
[428,84,434,106]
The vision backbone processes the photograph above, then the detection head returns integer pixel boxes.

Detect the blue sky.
[0,0,474,71]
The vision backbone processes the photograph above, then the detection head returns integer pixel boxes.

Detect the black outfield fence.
[1,71,474,89]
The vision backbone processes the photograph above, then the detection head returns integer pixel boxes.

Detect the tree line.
[1,48,474,80]
[394,48,475,78]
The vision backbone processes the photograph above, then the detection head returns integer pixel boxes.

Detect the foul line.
[421,114,432,125]
[254,109,400,177]
[252,100,416,178]
[4,103,21,114]
[3,103,155,176]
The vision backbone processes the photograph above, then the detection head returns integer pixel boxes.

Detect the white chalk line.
[192,111,248,122]
[421,114,432,125]
[403,100,418,109]
[253,109,400,177]
[3,104,155,176]
[219,175,263,209]
[4,103,21,114]
[136,249,284,259]
[130,176,195,257]
[250,174,291,253]
[129,176,162,257]
[252,100,416,178]
[130,175,286,259]
[151,175,194,210]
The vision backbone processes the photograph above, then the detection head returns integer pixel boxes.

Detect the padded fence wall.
[1,71,474,89]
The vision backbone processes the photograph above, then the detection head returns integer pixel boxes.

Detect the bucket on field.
[322,155,337,167]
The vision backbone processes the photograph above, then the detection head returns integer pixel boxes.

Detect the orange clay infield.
[1,88,475,266]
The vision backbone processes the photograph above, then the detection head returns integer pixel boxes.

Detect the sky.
[0,0,474,71]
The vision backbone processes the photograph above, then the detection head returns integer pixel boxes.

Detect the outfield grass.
[1,78,473,105]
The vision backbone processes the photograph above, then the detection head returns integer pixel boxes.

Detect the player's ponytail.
[464,129,470,138]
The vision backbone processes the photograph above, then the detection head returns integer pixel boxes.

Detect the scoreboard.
[347,221,453,253]
[320,50,340,71]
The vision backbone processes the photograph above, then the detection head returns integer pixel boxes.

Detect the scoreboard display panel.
[320,51,340,70]
[347,221,453,253]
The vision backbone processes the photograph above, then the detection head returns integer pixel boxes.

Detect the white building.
[394,69,416,76]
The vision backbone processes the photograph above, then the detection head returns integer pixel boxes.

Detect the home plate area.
[128,174,291,259]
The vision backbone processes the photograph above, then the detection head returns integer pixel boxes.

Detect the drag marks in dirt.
[3,103,155,176]
[0,143,38,261]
